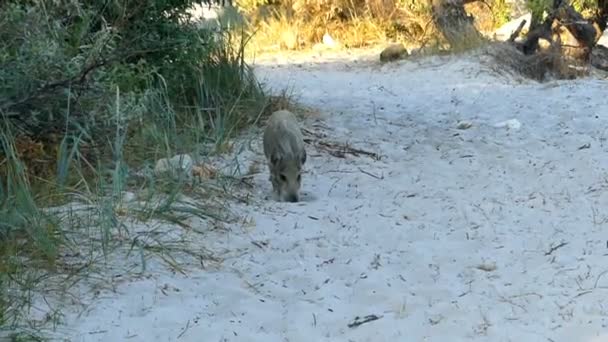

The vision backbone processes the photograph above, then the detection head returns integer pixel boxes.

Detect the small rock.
[476,262,497,272]
[456,121,473,130]
[122,191,137,203]
[380,43,408,62]
[154,154,194,179]
[428,314,444,325]
[494,119,521,130]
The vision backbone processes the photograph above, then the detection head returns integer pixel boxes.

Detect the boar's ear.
[300,150,307,165]
[270,154,282,167]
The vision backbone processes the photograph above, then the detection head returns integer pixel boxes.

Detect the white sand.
[25,50,608,341]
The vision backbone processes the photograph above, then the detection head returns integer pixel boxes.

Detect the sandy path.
[44,51,608,342]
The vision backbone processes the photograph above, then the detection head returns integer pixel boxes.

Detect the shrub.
[0,0,267,335]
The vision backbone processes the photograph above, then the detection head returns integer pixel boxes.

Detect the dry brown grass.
[243,0,439,55]
[241,0,513,56]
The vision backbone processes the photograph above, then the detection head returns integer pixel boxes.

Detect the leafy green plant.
[0,0,269,337]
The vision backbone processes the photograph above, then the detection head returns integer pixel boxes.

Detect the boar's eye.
[297,174,301,182]
[280,174,287,182]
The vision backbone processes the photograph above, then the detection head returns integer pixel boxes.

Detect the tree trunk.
[431,0,485,51]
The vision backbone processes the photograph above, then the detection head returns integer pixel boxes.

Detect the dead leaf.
[193,164,217,180]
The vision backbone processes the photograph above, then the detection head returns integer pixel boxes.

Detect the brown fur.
[263,110,307,202]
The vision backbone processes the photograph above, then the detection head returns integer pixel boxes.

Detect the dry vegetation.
[249,0,428,51]
[239,0,512,54]
[240,0,608,83]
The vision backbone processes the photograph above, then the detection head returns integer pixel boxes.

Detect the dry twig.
[347,314,383,328]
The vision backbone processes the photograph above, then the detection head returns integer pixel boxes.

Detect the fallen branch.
[177,319,191,339]
[545,241,568,256]
[358,168,384,179]
[316,140,380,160]
[302,128,327,139]
[347,314,383,328]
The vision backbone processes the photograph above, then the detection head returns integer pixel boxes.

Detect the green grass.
[0,2,275,339]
